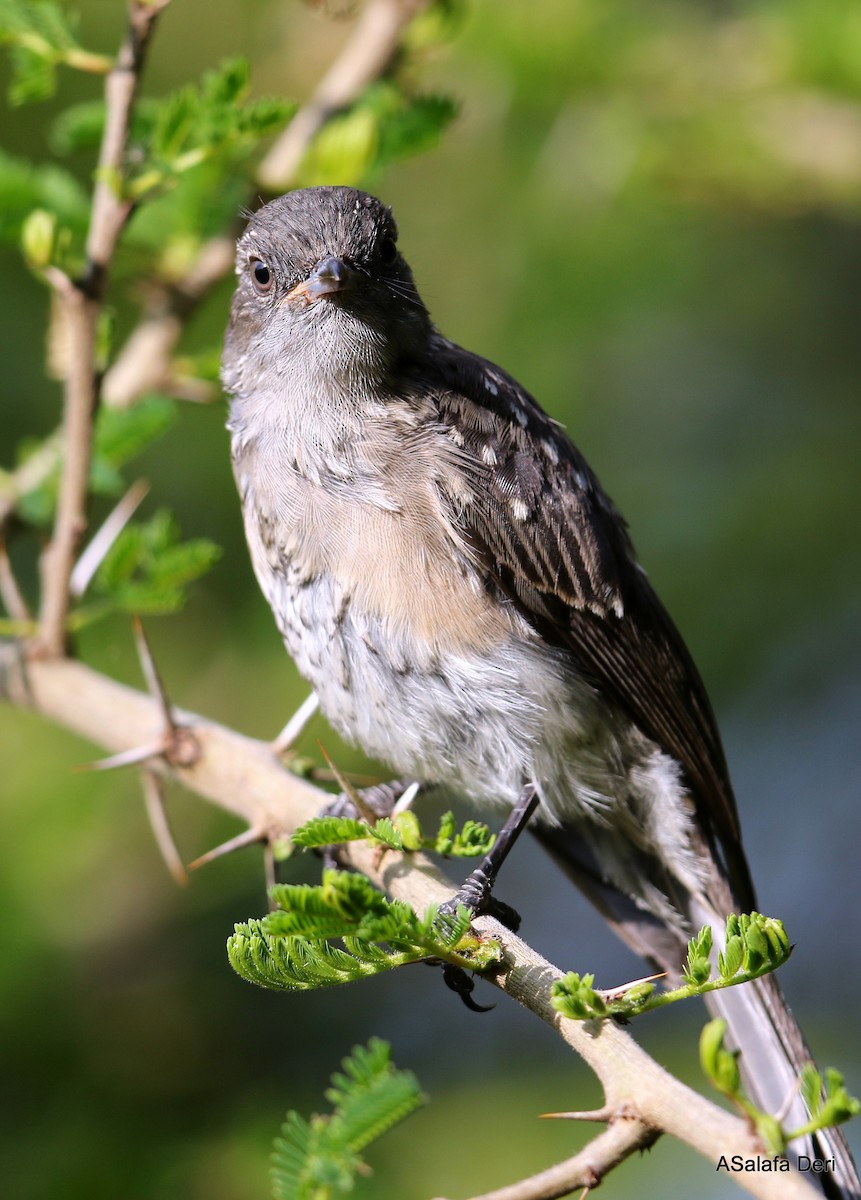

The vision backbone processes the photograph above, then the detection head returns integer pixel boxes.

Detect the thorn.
[133,615,175,731]
[540,1106,613,1123]
[70,479,150,598]
[318,742,374,820]
[187,825,266,872]
[310,768,378,786]
[76,740,165,771]
[271,691,319,755]
[599,972,666,1002]
[132,616,200,768]
[392,781,420,816]
[141,768,188,886]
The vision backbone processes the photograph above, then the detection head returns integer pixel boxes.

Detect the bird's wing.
[423,334,754,908]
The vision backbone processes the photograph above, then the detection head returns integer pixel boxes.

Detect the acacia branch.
[36,1,170,657]
[258,0,430,190]
[0,648,821,1200]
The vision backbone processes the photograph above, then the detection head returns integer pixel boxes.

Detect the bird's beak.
[286,256,354,306]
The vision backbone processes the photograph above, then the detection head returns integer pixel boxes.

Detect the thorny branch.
[0,650,821,1200]
[36,0,170,658]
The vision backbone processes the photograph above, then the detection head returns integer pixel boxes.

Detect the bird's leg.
[440,784,539,930]
[434,785,538,1011]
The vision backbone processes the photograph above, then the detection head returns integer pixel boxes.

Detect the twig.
[36,1,170,657]
[432,1116,658,1200]
[258,0,430,190]
[0,650,824,1200]
[101,235,235,410]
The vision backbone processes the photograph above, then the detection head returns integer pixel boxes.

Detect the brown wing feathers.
[425,335,755,909]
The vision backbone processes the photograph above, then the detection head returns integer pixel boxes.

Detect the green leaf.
[51,99,106,154]
[0,0,110,104]
[433,813,495,858]
[0,147,88,245]
[91,509,221,616]
[699,1018,742,1101]
[551,972,609,1020]
[292,815,371,849]
[94,395,178,474]
[323,1039,425,1153]
[370,816,403,850]
[792,1065,861,1139]
[682,924,713,986]
[271,1040,425,1200]
[127,58,294,200]
[298,80,458,186]
[228,870,502,993]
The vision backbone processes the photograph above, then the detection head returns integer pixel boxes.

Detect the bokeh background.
[2,1,861,1198]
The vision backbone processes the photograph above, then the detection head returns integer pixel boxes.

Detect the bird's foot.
[438,784,540,933]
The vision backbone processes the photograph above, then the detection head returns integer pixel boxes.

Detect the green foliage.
[126,58,294,201]
[270,1039,426,1200]
[0,147,88,245]
[699,1018,743,1105]
[291,810,495,859]
[16,396,178,526]
[793,1066,861,1140]
[551,913,792,1021]
[699,1021,860,1153]
[227,868,503,993]
[92,396,178,492]
[88,508,221,618]
[547,972,611,1020]
[0,0,110,105]
[298,81,458,186]
[432,810,496,858]
[713,913,791,981]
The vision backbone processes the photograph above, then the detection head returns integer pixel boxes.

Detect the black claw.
[441,964,495,1012]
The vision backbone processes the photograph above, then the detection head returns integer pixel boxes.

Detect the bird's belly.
[260,553,633,820]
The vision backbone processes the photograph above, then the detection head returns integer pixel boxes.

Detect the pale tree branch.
[258,0,431,190]
[0,648,823,1200]
[432,1118,658,1200]
[36,0,170,657]
[101,235,235,409]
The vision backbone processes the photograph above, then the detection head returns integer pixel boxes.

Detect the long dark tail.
[531,822,860,1200]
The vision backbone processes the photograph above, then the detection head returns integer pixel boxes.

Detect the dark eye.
[378,237,398,268]
[250,258,273,295]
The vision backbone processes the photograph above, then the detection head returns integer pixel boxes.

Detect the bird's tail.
[531,822,860,1200]
[705,958,858,1198]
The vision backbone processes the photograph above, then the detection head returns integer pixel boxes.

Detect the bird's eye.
[378,237,398,268]
[250,258,273,295]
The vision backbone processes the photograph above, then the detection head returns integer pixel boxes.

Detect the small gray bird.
[223,186,857,1196]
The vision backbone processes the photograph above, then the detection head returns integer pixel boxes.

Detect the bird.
[221,184,858,1197]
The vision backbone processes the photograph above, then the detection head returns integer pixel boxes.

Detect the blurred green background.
[2,1,861,1197]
